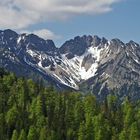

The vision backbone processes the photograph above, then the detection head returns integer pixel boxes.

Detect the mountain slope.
[0,29,140,99]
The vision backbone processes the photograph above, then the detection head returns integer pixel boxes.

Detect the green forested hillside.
[0,68,140,140]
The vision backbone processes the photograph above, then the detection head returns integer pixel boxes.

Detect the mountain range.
[0,29,140,100]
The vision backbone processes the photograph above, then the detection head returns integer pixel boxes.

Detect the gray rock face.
[0,29,66,89]
[80,39,140,100]
[0,29,140,100]
[59,35,96,58]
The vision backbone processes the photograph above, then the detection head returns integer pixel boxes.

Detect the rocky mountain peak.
[101,37,108,45]
[59,35,92,58]
[111,38,125,46]
[92,35,101,47]
[59,35,106,59]
[16,33,56,53]
[127,40,139,47]
[3,29,18,37]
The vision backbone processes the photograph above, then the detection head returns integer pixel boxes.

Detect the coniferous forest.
[0,68,140,140]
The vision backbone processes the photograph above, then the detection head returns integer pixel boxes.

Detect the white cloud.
[0,0,121,30]
[32,29,60,40]
[20,29,61,40]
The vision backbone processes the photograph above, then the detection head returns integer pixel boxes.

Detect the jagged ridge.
[0,29,140,100]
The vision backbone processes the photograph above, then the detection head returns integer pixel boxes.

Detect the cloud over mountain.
[0,0,121,30]
[20,29,61,40]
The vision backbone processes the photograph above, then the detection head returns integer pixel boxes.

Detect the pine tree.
[66,128,74,140]
[129,122,139,140]
[11,130,18,140]
[18,129,26,140]
[27,126,37,140]
[39,127,47,140]
[78,122,85,140]
[85,114,94,140]
[119,130,127,140]
[93,113,107,140]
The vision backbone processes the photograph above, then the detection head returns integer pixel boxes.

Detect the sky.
[0,0,139,47]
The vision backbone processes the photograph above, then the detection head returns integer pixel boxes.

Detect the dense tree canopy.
[0,68,140,140]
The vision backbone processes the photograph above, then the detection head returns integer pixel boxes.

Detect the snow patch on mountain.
[24,43,105,90]
[79,46,103,79]
[58,45,104,89]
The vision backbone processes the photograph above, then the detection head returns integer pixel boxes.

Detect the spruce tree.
[11,130,18,140]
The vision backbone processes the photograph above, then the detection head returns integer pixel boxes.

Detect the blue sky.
[0,0,139,46]
[41,0,140,46]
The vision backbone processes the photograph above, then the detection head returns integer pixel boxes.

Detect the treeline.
[0,68,140,140]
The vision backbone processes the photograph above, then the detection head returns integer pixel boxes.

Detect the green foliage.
[27,126,37,140]
[39,127,47,140]
[11,130,18,140]
[18,129,26,140]
[129,122,139,140]
[0,68,140,140]
[78,122,85,140]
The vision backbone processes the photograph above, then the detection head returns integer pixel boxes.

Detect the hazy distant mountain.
[1,29,140,100]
